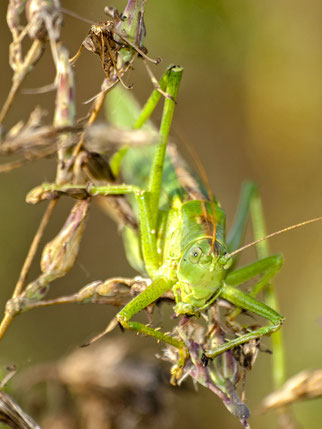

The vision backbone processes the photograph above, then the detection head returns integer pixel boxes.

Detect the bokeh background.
[0,0,321,427]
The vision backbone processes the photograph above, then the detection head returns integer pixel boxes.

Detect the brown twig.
[0,199,57,341]
[0,147,58,173]
[72,91,107,158]
[0,39,45,125]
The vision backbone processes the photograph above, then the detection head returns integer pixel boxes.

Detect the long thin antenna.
[60,7,94,25]
[229,216,322,258]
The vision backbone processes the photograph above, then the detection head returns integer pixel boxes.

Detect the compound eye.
[188,246,203,264]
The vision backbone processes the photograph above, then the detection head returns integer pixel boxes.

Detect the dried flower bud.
[261,370,322,411]
[54,45,76,185]
[84,125,158,154]
[26,184,89,204]
[81,152,114,184]
[40,200,89,279]
[0,390,41,429]
[162,319,250,429]
[210,327,239,387]
[54,45,75,127]
[26,185,59,204]
[26,0,62,41]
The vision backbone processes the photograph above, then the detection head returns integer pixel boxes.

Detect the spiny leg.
[210,255,284,358]
[117,278,181,347]
[116,277,187,379]
[226,255,283,303]
[207,285,284,358]
[206,255,284,358]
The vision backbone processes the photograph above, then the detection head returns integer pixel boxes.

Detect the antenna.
[60,7,94,25]
[229,216,322,258]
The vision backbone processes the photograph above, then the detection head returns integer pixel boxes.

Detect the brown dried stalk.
[0,0,62,124]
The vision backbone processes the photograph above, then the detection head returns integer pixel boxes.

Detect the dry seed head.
[41,199,89,278]
[54,45,76,127]
[210,328,239,386]
[0,390,41,429]
[26,186,57,204]
[261,369,322,411]
[26,0,62,41]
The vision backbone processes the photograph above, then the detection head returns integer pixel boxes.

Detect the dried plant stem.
[0,147,57,173]
[73,91,107,158]
[0,40,44,124]
[0,159,37,174]
[0,199,57,340]
[14,200,57,297]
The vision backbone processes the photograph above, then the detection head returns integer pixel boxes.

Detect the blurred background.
[0,0,321,427]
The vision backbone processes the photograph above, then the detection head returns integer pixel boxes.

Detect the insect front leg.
[205,255,283,358]
[116,277,188,382]
[117,278,183,348]
[206,283,284,359]
[226,254,283,316]
[69,43,84,66]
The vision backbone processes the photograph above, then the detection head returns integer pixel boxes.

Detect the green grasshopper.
[28,65,291,380]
